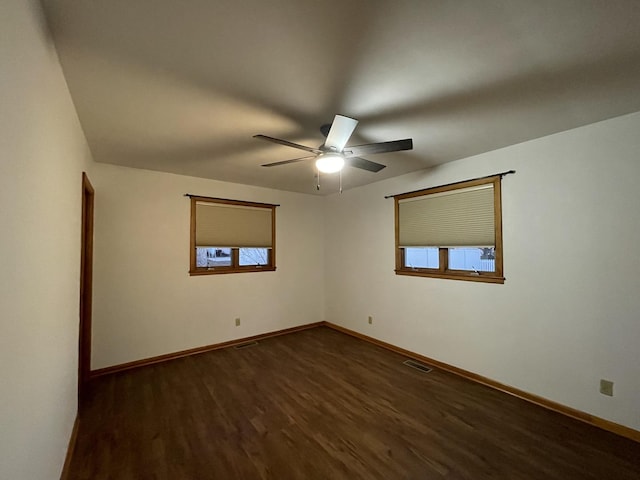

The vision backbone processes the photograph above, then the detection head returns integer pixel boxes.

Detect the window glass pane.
[196,247,232,267]
[239,248,269,266]
[448,247,495,272]
[404,247,439,269]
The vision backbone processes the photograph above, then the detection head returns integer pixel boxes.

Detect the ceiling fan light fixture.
[315,152,345,173]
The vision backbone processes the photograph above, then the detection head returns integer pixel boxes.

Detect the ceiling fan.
[254,115,413,176]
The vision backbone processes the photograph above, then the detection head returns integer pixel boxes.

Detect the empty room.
[2,0,640,479]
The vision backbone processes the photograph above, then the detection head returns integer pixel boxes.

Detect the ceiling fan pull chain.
[316,169,320,191]
[339,170,343,194]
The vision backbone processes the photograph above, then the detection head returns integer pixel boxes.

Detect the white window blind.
[398,184,495,247]
[195,202,273,248]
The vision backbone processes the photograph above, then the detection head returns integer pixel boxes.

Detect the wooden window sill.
[190,266,276,276]
[395,269,504,284]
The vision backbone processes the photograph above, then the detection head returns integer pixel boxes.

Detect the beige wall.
[0,1,94,478]
[89,163,325,369]
[324,111,640,431]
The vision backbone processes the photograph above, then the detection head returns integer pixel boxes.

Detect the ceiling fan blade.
[324,115,358,152]
[344,138,413,157]
[346,157,386,173]
[254,135,322,154]
[261,155,316,167]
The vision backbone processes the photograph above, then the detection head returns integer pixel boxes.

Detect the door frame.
[79,172,94,401]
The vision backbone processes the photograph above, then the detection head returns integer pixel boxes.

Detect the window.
[189,196,276,275]
[394,175,504,283]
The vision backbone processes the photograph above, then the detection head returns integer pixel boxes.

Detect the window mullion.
[232,248,240,268]
[439,248,448,273]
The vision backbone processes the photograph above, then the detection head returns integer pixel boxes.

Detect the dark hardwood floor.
[69,327,640,479]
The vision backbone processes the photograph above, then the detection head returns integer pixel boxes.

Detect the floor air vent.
[403,359,433,373]
[234,341,259,350]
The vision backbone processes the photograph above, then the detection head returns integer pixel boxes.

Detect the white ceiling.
[42,0,640,195]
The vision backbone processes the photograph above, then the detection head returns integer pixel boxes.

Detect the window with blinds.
[394,175,504,283]
[189,196,276,275]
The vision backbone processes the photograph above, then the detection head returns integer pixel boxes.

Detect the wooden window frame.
[394,176,504,284]
[189,196,276,276]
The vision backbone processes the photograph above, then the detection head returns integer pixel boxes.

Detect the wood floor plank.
[69,327,640,479]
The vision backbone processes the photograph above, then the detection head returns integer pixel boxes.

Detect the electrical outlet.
[600,379,614,396]
[368,316,373,325]
[235,318,241,327]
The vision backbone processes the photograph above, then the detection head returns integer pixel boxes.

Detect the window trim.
[189,196,276,276]
[394,175,504,284]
